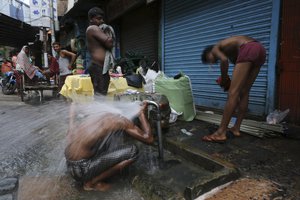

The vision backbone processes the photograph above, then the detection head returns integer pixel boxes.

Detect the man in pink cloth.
[201,35,266,143]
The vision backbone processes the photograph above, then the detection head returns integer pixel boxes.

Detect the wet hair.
[201,45,214,64]
[88,7,104,20]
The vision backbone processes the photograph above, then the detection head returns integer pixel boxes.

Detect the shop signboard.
[30,0,57,27]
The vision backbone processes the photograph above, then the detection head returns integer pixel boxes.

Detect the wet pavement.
[167,120,300,199]
[0,92,144,200]
[0,91,299,199]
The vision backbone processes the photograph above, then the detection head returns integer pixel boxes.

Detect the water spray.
[144,100,164,161]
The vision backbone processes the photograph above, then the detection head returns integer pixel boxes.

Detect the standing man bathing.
[86,7,114,95]
[201,35,266,143]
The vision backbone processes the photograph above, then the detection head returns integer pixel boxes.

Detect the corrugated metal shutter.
[163,0,274,115]
[121,2,158,63]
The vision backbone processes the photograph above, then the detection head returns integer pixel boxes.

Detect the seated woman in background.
[16,46,46,80]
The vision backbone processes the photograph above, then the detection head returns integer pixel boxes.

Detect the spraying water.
[0,94,145,199]
[74,96,141,121]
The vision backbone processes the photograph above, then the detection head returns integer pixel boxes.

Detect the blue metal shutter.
[162,0,274,115]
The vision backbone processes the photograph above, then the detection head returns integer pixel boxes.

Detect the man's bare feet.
[83,182,111,192]
[202,130,227,143]
[229,127,241,137]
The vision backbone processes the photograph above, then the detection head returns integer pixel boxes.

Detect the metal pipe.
[144,100,164,160]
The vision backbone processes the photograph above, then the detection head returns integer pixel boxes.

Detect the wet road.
[0,92,143,200]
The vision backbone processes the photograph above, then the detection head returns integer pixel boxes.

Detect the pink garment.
[11,55,17,68]
[16,46,37,79]
[236,41,266,67]
[110,73,124,77]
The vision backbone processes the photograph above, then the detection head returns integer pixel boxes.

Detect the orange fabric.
[1,62,12,74]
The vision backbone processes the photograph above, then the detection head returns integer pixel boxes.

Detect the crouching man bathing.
[65,102,153,191]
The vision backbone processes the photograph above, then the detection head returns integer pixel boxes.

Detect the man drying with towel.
[86,7,115,95]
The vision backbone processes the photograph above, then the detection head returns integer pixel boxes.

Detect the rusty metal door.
[278,0,300,124]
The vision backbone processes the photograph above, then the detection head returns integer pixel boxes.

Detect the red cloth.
[216,76,231,92]
[236,41,266,67]
[49,57,59,74]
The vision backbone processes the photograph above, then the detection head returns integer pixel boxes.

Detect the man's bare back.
[215,36,256,63]
[65,102,152,159]
[65,113,132,160]
[201,35,266,143]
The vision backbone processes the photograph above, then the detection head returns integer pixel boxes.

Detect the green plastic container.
[155,74,196,121]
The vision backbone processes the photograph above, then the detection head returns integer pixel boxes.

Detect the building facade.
[63,0,299,124]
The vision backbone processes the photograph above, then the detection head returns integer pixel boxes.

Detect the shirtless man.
[201,35,266,142]
[86,7,113,95]
[65,102,153,191]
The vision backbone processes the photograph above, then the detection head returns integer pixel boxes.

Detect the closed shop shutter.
[121,2,158,63]
[163,0,276,115]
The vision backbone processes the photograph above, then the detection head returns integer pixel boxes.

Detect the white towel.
[99,24,116,74]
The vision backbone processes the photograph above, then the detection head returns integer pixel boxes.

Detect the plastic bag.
[266,109,290,124]
[140,69,160,93]
[125,74,144,88]
[169,107,183,123]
